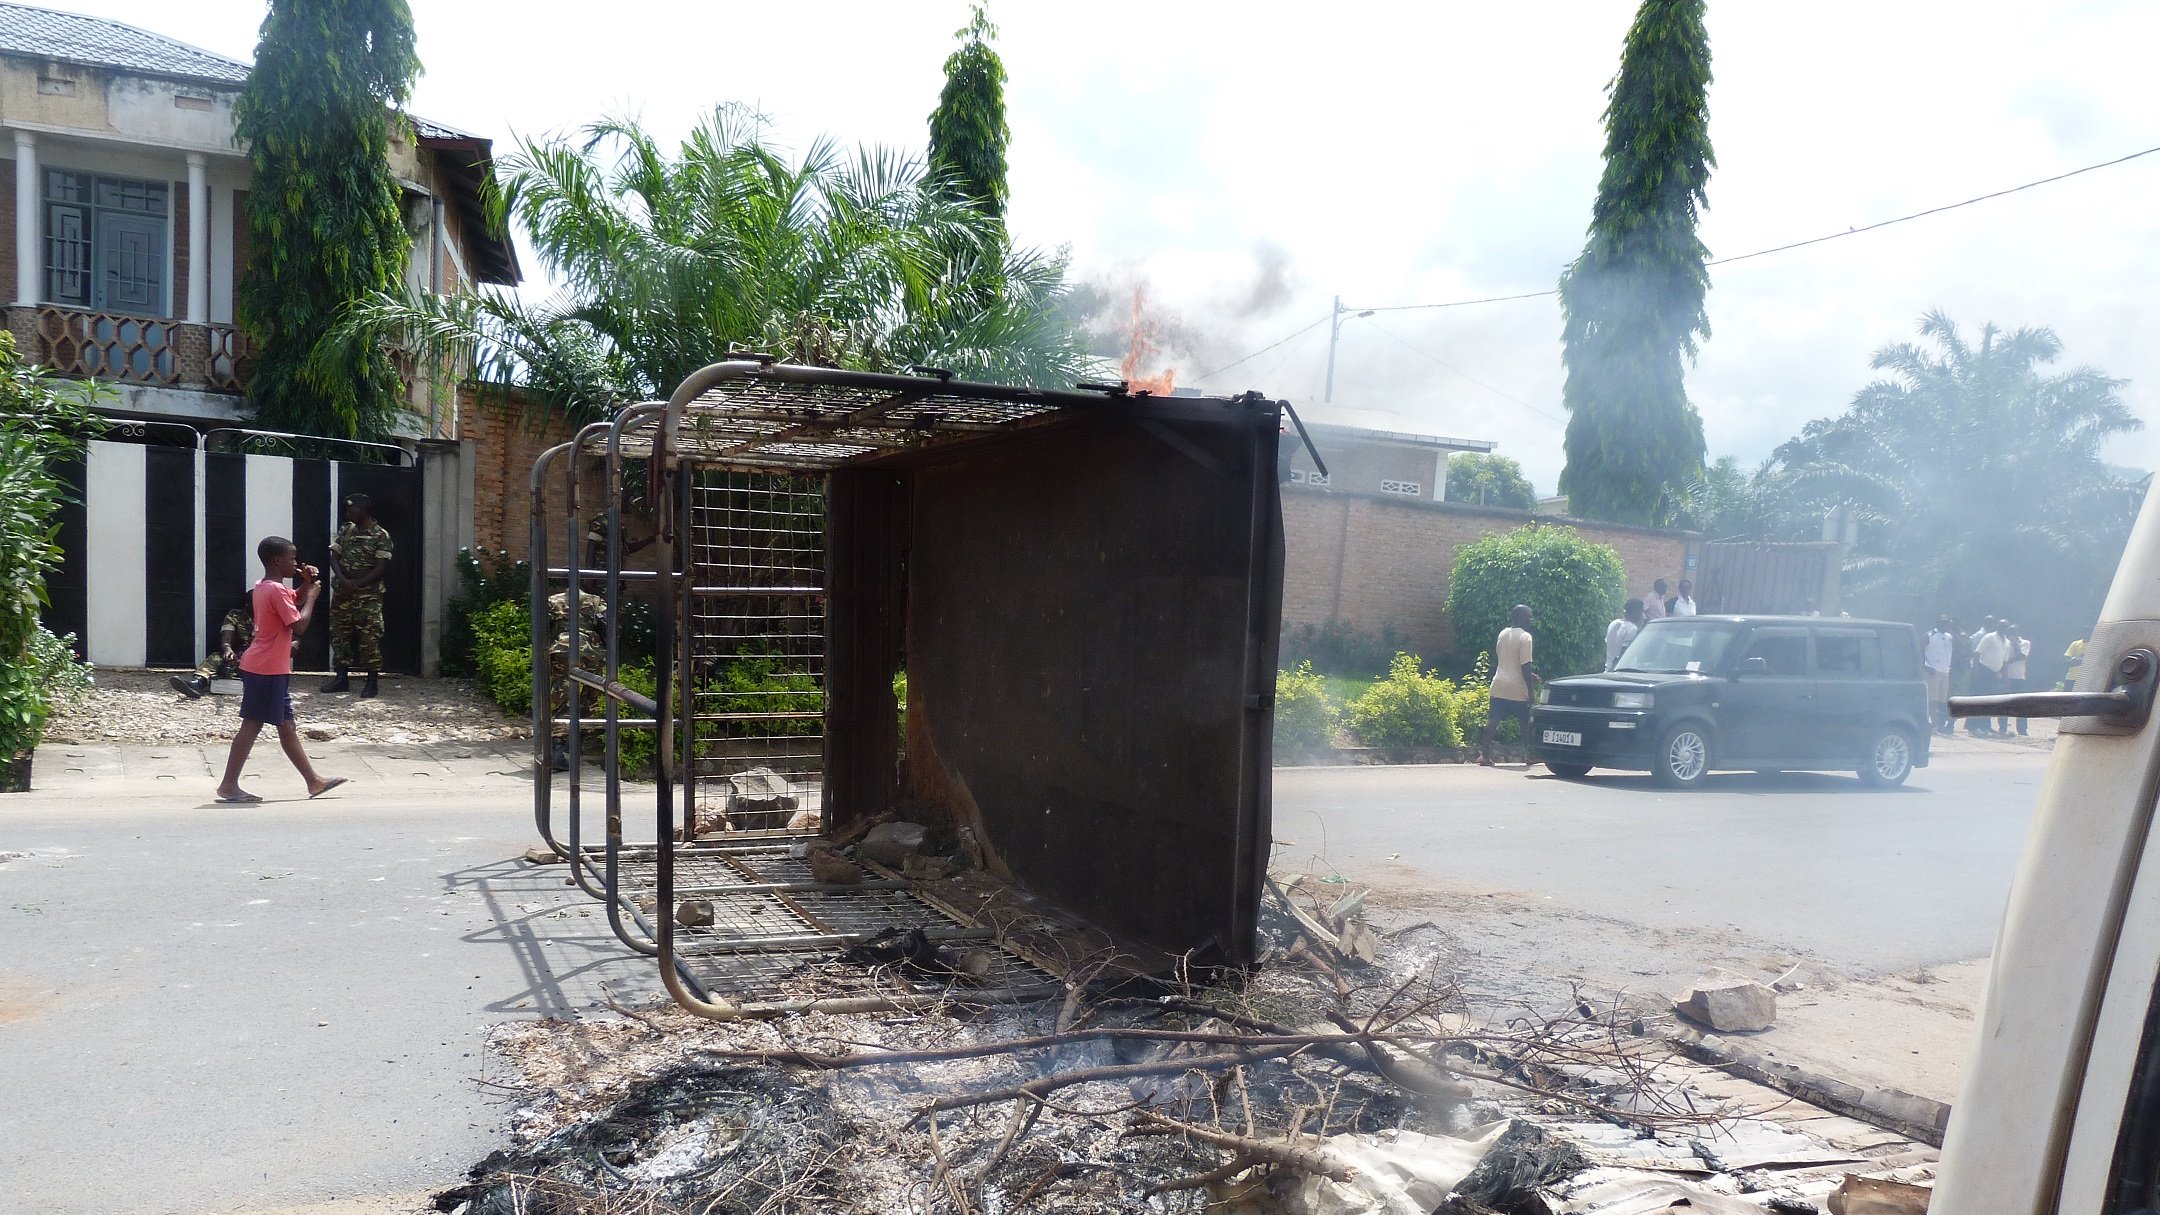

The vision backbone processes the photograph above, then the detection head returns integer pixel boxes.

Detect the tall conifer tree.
[234,0,419,441]
[927,5,1009,222]
[1557,0,1713,524]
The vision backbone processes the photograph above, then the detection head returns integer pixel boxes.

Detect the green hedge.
[471,599,532,717]
[1274,662,1338,751]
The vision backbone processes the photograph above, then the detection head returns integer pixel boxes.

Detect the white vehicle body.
[1936,485,2160,1213]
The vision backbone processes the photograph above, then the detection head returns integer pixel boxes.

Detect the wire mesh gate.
[525,380,1072,1018]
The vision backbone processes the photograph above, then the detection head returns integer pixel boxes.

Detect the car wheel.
[1859,728,1915,788]
[1546,762,1592,779]
[1654,724,1712,789]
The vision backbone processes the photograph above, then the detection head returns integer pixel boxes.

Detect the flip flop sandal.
[216,791,263,804]
[308,777,349,800]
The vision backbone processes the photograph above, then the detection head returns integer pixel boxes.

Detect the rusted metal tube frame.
[529,424,658,940]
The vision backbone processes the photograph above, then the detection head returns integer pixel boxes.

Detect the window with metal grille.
[1380,479,1420,496]
[45,169,168,315]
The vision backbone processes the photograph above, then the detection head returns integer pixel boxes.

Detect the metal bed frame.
[526,359,1308,1019]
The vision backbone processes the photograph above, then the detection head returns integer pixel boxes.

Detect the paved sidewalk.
[25,738,544,803]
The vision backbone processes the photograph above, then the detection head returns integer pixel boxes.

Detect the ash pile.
[432,876,1853,1215]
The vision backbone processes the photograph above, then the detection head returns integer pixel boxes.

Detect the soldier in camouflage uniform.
[547,589,606,771]
[170,597,260,699]
[324,493,394,698]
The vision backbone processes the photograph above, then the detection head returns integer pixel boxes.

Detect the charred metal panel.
[900,403,1283,963]
[824,469,908,829]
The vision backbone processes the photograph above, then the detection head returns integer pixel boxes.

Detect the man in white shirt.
[1606,599,1644,671]
[1999,622,2032,736]
[1478,604,1541,766]
[1641,580,1669,621]
[1924,616,1956,735]
[1670,580,1698,617]
[1971,623,2010,736]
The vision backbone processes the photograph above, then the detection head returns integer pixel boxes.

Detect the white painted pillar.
[185,152,208,323]
[13,129,37,306]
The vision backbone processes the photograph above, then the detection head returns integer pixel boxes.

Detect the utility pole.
[1323,295,1343,404]
[1321,295,1375,405]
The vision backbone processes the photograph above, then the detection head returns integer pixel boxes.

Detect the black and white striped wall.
[45,440,427,673]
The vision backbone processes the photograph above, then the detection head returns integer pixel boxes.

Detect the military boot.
[323,669,351,693]
[361,671,379,699]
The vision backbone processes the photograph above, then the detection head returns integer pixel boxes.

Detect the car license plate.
[1541,729,1583,747]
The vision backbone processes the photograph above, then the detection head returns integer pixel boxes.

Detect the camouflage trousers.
[329,592,385,671]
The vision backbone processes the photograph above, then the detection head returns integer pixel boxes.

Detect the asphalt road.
[1272,748,2049,990]
[0,787,667,1215]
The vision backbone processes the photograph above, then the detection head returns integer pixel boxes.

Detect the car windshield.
[1615,619,1738,674]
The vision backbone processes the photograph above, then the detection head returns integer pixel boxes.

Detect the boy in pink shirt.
[213,536,348,803]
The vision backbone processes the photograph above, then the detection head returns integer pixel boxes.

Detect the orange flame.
[1118,286,1177,395]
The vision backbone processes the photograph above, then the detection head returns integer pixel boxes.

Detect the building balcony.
[6,303,252,395]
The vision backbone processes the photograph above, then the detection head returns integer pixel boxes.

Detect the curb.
[1668,1025,1951,1147]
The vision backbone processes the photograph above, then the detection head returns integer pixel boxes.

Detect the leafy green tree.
[1769,311,2143,654]
[1445,452,1537,510]
[0,334,101,775]
[1672,455,1794,539]
[1557,0,1714,525]
[1446,525,1625,679]
[234,0,420,441]
[333,109,1086,418]
[928,4,1010,222]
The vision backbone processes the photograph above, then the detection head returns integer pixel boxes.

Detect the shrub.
[0,335,101,768]
[441,547,529,678]
[1343,653,1462,749]
[470,599,533,716]
[1273,662,1339,752]
[1445,525,1624,679]
[1454,651,1494,742]
[1279,619,1400,677]
[613,661,659,775]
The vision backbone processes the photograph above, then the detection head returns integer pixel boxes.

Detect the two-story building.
[0,1,517,436]
[10,3,518,676]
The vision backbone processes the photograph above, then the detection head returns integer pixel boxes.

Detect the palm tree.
[330,108,1089,420]
[1769,310,2143,638]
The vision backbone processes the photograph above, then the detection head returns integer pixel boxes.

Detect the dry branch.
[1130,1108,1359,1182]
[914,1045,1303,1118]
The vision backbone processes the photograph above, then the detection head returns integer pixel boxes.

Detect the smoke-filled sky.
[84,0,2160,495]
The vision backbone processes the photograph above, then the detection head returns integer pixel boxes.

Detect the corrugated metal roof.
[0,2,249,85]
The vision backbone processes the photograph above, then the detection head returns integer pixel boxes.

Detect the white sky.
[77,0,2160,494]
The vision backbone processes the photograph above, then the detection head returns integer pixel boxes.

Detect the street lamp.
[1322,294,1376,404]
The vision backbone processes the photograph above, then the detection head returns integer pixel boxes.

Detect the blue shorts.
[238,671,294,725]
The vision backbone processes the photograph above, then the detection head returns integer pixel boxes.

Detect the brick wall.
[461,385,591,562]
[1282,486,1698,660]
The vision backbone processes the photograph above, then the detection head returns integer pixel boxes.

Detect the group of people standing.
[1603,578,1698,670]
[1923,615,2034,737]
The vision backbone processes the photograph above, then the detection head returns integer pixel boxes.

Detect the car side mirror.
[1740,656,1770,676]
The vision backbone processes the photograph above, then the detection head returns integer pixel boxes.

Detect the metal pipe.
[670,879,909,896]
[527,440,572,860]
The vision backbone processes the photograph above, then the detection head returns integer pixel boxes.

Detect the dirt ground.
[42,668,528,747]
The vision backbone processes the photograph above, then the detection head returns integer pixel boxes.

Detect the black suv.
[1529,615,1931,788]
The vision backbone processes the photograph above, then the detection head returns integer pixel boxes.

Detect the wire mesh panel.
[685,470,827,832]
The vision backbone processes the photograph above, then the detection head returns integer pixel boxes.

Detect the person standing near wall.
[1642,579,1669,622]
[325,493,393,698]
[1478,604,1541,767]
[1670,579,1698,616]
[1606,599,1644,671]
[1924,616,1956,735]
